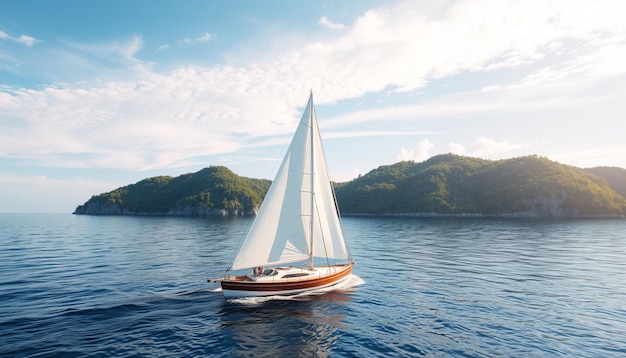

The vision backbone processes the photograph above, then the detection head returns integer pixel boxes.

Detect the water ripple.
[1,214,626,356]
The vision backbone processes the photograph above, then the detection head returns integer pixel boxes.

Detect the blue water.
[1,214,625,357]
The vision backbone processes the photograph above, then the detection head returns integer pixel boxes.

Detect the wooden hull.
[221,263,354,298]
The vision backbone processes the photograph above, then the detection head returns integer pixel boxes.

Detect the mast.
[308,90,315,268]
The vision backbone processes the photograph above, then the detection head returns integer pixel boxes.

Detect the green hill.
[74,155,626,217]
[334,154,626,217]
[73,166,271,216]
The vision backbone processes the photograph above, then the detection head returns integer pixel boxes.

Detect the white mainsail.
[230,93,350,271]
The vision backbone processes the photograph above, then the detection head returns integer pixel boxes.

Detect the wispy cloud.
[466,137,528,157]
[1,0,625,173]
[324,130,435,140]
[552,144,626,169]
[319,16,346,31]
[62,35,143,61]
[179,32,216,45]
[0,31,42,47]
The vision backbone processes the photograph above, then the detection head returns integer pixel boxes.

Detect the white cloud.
[319,16,346,31]
[156,44,170,52]
[255,0,626,102]
[0,66,302,171]
[17,34,39,47]
[448,142,465,155]
[1,0,625,173]
[323,130,433,140]
[551,144,626,169]
[197,33,215,42]
[467,137,528,157]
[179,32,216,45]
[397,138,435,162]
[0,30,41,47]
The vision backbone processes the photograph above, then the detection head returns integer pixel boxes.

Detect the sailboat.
[211,92,354,298]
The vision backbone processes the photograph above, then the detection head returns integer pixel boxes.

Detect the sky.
[1,0,625,213]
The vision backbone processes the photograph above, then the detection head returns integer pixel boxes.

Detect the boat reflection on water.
[219,275,363,357]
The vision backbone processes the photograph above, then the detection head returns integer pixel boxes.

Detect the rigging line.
[313,193,332,269]
[308,92,315,268]
[328,169,352,261]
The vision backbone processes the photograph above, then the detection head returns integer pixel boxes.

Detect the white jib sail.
[230,94,349,271]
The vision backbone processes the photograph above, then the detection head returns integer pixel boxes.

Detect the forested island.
[74,166,271,216]
[74,154,626,218]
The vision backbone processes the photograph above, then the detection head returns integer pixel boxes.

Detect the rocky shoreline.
[73,202,257,217]
[74,201,624,218]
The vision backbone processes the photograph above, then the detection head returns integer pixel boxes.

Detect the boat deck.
[226,265,350,283]
[220,263,354,297]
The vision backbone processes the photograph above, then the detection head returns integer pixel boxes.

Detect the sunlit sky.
[1,0,625,212]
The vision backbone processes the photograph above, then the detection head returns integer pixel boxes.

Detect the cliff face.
[166,204,257,216]
[73,202,130,215]
[519,195,570,217]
